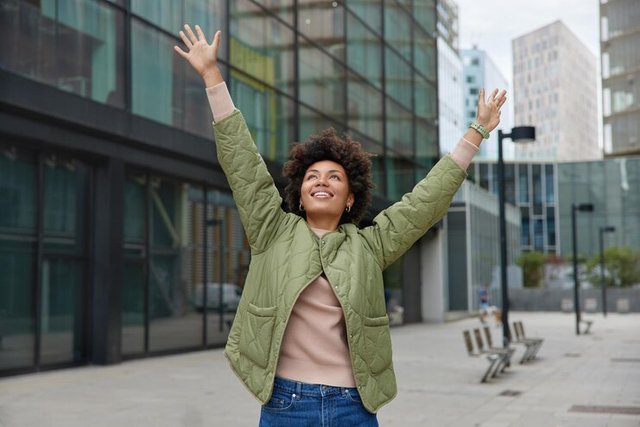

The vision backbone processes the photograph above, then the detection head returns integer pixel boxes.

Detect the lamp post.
[571,203,594,335]
[497,126,535,347]
[599,225,615,317]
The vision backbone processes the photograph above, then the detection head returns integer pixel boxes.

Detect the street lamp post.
[497,126,535,347]
[599,225,616,317]
[571,203,594,335]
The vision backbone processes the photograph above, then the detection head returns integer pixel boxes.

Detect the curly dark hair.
[282,128,374,226]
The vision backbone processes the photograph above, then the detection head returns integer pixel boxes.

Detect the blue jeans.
[259,377,379,426]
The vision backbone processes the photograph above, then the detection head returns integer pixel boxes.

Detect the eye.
[306,174,317,181]
[329,174,340,180]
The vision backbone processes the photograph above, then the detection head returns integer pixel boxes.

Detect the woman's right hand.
[174,25,223,87]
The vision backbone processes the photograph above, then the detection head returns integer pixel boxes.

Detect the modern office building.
[557,156,640,258]
[0,0,441,376]
[461,48,512,160]
[445,181,521,314]
[512,20,600,162]
[600,0,640,156]
[436,0,465,156]
[471,160,559,255]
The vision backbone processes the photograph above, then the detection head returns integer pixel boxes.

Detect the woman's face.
[300,160,354,222]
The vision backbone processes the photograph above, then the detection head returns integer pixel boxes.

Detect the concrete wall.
[509,288,640,313]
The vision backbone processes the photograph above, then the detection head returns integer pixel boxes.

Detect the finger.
[212,30,221,50]
[195,25,206,42]
[489,88,499,102]
[478,88,485,106]
[179,31,192,48]
[498,96,507,108]
[184,24,198,44]
[174,45,188,59]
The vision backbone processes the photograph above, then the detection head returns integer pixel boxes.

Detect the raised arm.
[175,26,287,253]
[361,88,507,269]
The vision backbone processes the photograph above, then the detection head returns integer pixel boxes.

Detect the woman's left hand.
[476,88,507,133]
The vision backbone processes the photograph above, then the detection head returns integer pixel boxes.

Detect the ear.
[347,193,355,207]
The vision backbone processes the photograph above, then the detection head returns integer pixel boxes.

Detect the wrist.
[469,121,490,139]
[202,67,223,88]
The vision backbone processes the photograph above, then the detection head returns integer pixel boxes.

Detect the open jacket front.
[215,111,466,413]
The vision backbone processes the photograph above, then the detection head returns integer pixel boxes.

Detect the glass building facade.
[0,0,439,375]
[471,160,559,254]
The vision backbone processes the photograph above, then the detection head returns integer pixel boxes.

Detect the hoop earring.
[345,205,351,213]
[299,202,304,211]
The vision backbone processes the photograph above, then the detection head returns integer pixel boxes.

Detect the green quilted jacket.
[215,111,466,413]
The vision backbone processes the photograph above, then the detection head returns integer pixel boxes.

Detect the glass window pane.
[545,164,555,204]
[415,77,437,120]
[505,164,516,204]
[231,75,295,164]
[131,20,212,138]
[386,98,413,158]
[298,0,345,61]
[546,207,556,247]
[299,46,346,122]
[414,0,436,34]
[385,152,415,200]
[0,241,35,371]
[122,258,145,356]
[230,0,294,95]
[346,12,382,88]
[299,106,345,141]
[148,177,204,352]
[385,48,412,109]
[251,0,294,24]
[0,0,125,107]
[347,77,383,142]
[39,257,85,365]
[0,144,36,371]
[0,145,37,233]
[521,207,530,246]
[415,119,438,168]
[384,3,411,60]
[347,0,381,34]
[518,164,529,203]
[414,28,436,80]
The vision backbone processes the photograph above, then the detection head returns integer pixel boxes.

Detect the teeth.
[313,191,331,197]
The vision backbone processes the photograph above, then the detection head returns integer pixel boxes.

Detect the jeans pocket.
[342,388,362,403]
[263,388,298,412]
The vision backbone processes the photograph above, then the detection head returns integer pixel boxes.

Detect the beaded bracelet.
[469,121,490,139]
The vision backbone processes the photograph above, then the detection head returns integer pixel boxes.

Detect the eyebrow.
[307,169,344,174]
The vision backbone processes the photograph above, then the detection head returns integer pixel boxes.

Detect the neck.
[305,214,340,232]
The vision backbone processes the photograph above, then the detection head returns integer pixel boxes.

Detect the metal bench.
[580,319,594,334]
[463,330,502,383]
[512,321,543,363]
[473,328,513,375]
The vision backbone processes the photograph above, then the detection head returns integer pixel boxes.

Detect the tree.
[586,246,640,288]
[516,251,545,288]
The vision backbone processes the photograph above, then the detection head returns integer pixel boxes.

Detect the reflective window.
[131,0,224,38]
[415,77,437,121]
[347,0,381,34]
[386,98,413,158]
[0,0,125,107]
[505,164,516,204]
[252,0,294,24]
[299,106,345,142]
[385,153,415,201]
[298,0,345,61]
[230,0,295,95]
[0,145,36,371]
[346,12,382,88]
[546,207,556,247]
[131,20,212,138]
[414,0,436,34]
[545,164,555,204]
[232,74,295,163]
[415,119,438,168]
[532,164,542,215]
[384,2,411,60]
[521,207,530,246]
[385,48,412,110]
[414,28,437,81]
[347,77,383,142]
[518,164,529,203]
[299,45,346,122]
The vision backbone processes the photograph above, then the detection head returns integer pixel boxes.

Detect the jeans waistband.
[273,376,358,398]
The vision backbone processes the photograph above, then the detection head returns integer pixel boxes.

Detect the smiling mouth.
[311,191,333,198]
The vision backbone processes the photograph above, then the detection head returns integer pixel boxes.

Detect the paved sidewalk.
[1,312,639,427]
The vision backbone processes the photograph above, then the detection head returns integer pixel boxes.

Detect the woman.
[175,25,506,426]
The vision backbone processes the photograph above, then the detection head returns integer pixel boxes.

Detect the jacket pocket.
[239,303,277,369]
[363,314,393,375]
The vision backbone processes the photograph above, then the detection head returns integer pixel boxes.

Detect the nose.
[315,174,329,186]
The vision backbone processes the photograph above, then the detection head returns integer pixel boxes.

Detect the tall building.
[461,48,512,160]
[512,20,600,162]
[600,0,640,156]
[437,0,465,155]
[0,0,441,376]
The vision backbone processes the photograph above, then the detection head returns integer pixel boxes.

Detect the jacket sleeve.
[359,155,466,270]
[213,110,287,253]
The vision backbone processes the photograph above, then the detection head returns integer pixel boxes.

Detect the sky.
[454,0,600,85]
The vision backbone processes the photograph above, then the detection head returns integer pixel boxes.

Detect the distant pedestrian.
[175,24,506,426]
